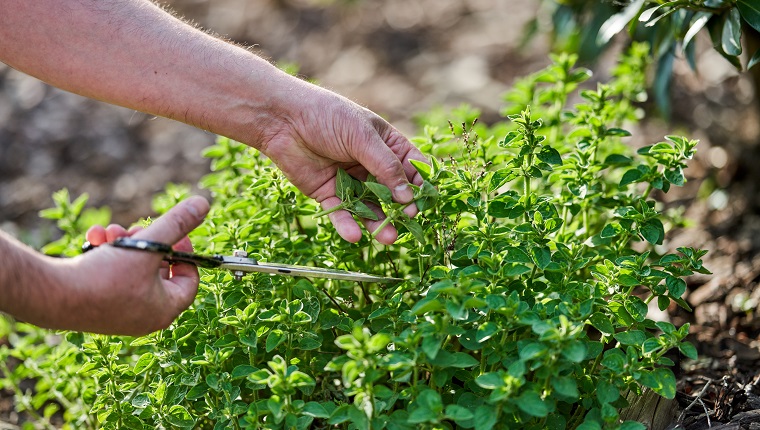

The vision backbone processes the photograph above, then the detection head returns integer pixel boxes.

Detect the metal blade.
[219,257,401,283]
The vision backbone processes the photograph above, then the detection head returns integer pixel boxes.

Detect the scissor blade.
[219,257,401,283]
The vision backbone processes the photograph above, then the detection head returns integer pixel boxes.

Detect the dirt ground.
[2,1,760,429]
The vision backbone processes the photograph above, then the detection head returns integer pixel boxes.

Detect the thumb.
[133,196,210,245]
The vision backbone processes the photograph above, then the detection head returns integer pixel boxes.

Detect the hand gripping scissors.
[82,237,401,283]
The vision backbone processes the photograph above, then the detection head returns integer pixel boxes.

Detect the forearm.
[0,229,67,328]
[0,0,296,147]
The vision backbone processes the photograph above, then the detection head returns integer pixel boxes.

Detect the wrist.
[0,230,70,329]
[220,59,314,151]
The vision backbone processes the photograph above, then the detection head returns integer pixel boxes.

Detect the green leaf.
[749,48,760,70]
[132,393,151,409]
[722,8,743,56]
[473,404,498,430]
[638,368,677,399]
[266,329,286,352]
[614,330,646,346]
[407,406,436,424]
[504,247,532,264]
[738,0,760,33]
[476,322,499,342]
[351,201,379,221]
[606,128,631,137]
[519,342,547,361]
[475,372,504,390]
[665,167,685,186]
[601,349,626,373]
[679,341,699,360]
[445,404,474,421]
[596,380,620,404]
[619,169,643,186]
[530,246,551,270]
[416,389,443,412]
[297,337,322,351]
[336,169,354,201]
[489,169,518,193]
[231,365,257,380]
[684,12,712,48]
[166,405,195,429]
[399,218,426,243]
[421,335,443,359]
[598,0,645,44]
[186,383,208,400]
[638,2,665,23]
[133,353,157,375]
[666,276,687,298]
[624,296,649,322]
[653,49,675,116]
[552,377,580,399]
[517,390,549,417]
[415,181,439,211]
[604,154,632,165]
[577,421,602,430]
[367,333,391,353]
[658,295,671,312]
[450,352,480,368]
[589,313,615,336]
[500,130,522,147]
[561,340,587,363]
[364,182,393,203]
[601,223,621,239]
[537,146,562,165]
[411,296,443,315]
[410,159,432,180]
[639,219,664,245]
[429,350,479,368]
[303,402,331,419]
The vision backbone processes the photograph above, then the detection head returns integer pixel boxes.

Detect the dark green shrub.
[0,44,708,429]
[539,0,760,113]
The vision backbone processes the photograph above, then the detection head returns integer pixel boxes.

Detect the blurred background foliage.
[537,0,760,115]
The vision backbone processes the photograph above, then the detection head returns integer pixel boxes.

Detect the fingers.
[129,198,206,302]
[85,225,107,246]
[348,131,415,205]
[361,117,429,194]
[320,197,363,243]
[164,271,200,315]
[360,203,398,245]
[105,224,129,242]
[132,196,209,244]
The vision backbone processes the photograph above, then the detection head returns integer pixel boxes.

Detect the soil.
[2,1,760,429]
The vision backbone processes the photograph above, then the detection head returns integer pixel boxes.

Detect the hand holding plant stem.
[0,0,428,246]
[252,80,430,245]
[312,168,438,243]
[2,196,210,336]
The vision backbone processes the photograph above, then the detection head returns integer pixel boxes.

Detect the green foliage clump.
[539,0,760,114]
[0,44,709,430]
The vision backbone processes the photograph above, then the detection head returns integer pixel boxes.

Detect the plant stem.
[312,204,345,218]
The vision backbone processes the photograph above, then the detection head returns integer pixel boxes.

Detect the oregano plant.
[0,43,708,430]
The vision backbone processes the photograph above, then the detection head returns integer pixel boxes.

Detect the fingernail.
[403,203,418,218]
[185,197,209,219]
[186,201,199,218]
[395,184,414,203]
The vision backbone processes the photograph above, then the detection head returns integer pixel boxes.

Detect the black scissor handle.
[82,237,224,269]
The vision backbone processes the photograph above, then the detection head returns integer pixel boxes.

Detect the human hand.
[253,79,429,245]
[50,196,209,336]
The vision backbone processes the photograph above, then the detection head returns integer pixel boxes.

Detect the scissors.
[82,237,401,284]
